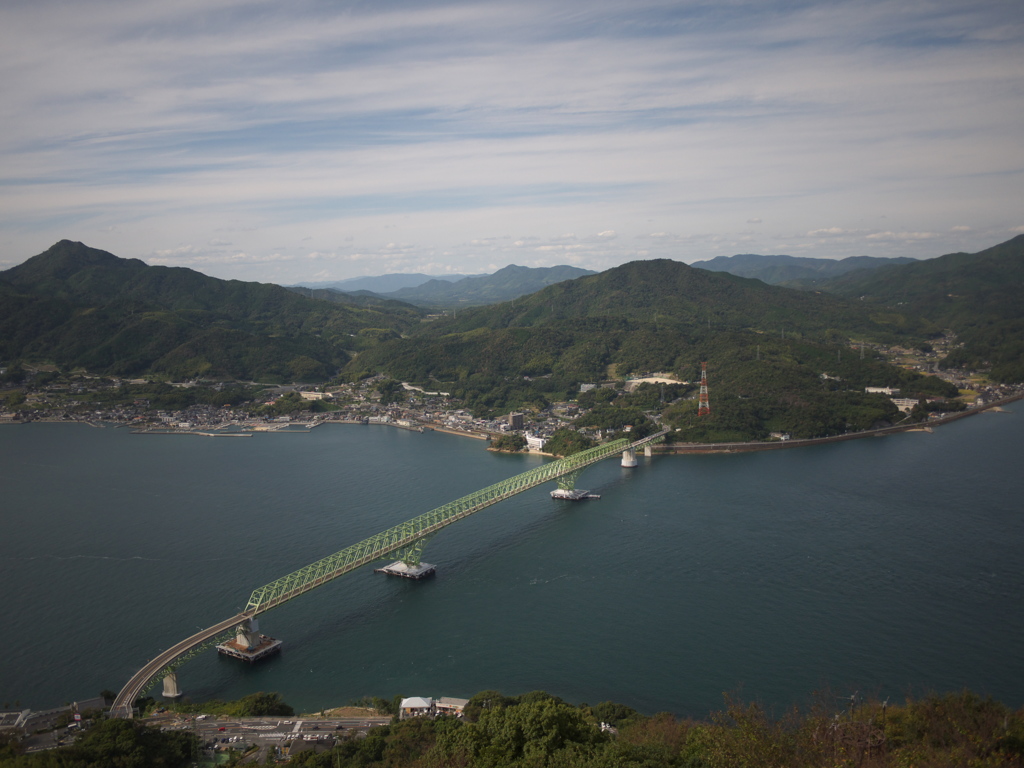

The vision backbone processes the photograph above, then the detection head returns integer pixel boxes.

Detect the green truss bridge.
[111,429,667,718]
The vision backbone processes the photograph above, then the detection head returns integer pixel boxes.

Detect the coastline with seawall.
[655,392,1023,455]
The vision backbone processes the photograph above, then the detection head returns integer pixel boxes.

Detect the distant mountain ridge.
[692,253,916,285]
[815,234,1024,381]
[0,240,422,381]
[349,256,935,386]
[347,256,959,437]
[380,264,597,307]
[295,272,474,294]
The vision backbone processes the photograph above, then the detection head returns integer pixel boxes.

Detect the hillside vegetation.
[345,258,955,437]
[814,234,1024,382]
[3,689,1019,767]
[0,241,422,382]
[692,252,916,285]
[286,690,1024,768]
[4,237,1019,441]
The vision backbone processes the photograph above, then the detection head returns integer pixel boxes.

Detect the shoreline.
[655,392,1023,455]
[6,393,1020,457]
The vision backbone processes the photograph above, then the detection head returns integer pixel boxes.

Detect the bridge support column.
[557,469,583,491]
[644,445,652,458]
[392,534,436,569]
[234,618,261,651]
[161,672,183,699]
[621,448,638,468]
[216,617,282,662]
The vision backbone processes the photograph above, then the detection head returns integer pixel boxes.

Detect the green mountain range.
[692,253,916,285]
[0,240,422,382]
[811,235,1024,381]
[3,236,1021,441]
[345,257,962,439]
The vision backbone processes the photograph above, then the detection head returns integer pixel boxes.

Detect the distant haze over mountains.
[294,254,912,305]
[691,253,917,286]
[295,264,596,308]
[295,273,474,294]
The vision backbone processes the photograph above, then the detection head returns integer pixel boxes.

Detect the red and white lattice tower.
[697,361,711,416]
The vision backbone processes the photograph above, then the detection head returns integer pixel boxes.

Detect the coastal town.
[2,348,1022,453]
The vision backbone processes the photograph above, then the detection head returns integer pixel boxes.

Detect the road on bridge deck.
[111,612,251,717]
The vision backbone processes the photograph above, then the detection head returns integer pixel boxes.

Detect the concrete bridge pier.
[621,448,638,468]
[644,445,652,457]
[161,672,183,699]
[235,617,261,650]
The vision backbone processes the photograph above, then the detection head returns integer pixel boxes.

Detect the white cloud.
[0,0,1021,280]
[806,227,853,237]
[866,231,938,241]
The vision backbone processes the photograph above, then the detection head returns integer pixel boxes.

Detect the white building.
[891,398,920,413]
[399,697,435,719]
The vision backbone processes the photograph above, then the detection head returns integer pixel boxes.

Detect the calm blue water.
[1,409,1022,717]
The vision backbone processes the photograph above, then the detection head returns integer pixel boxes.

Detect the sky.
[1,0,1022,284]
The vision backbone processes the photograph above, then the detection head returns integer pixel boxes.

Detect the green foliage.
[376,378,404,405]
[0,718,196,767]
[0,363,26,385]
[233,692,294,717]
[577,386,618,409]
[19,688,1011,768]
[345,258,965,437]
[278,688,1024,768]
[161,691,294,718]
[617,383,689,410]
[260,391,311,416]
[437,697,607,766]
[574,404,655,439]
[0,240,425,382]
[543,428,596,456]
[492,433,527,452]
[820,234,1024,383]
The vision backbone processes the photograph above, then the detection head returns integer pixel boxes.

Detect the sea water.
[1,408,1021,716]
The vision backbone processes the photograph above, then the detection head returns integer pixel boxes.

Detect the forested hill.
[0,240,422,381]
[816,235,1024,381]
[406,257,927,337]
[692,253,916,285]
[345,258,956,436]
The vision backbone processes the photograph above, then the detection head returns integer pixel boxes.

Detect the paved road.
[153,714,393,760]
[111,612,250,717]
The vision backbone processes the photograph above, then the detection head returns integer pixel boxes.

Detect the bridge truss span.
[244,430,667,614]
[113,429,666,716]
